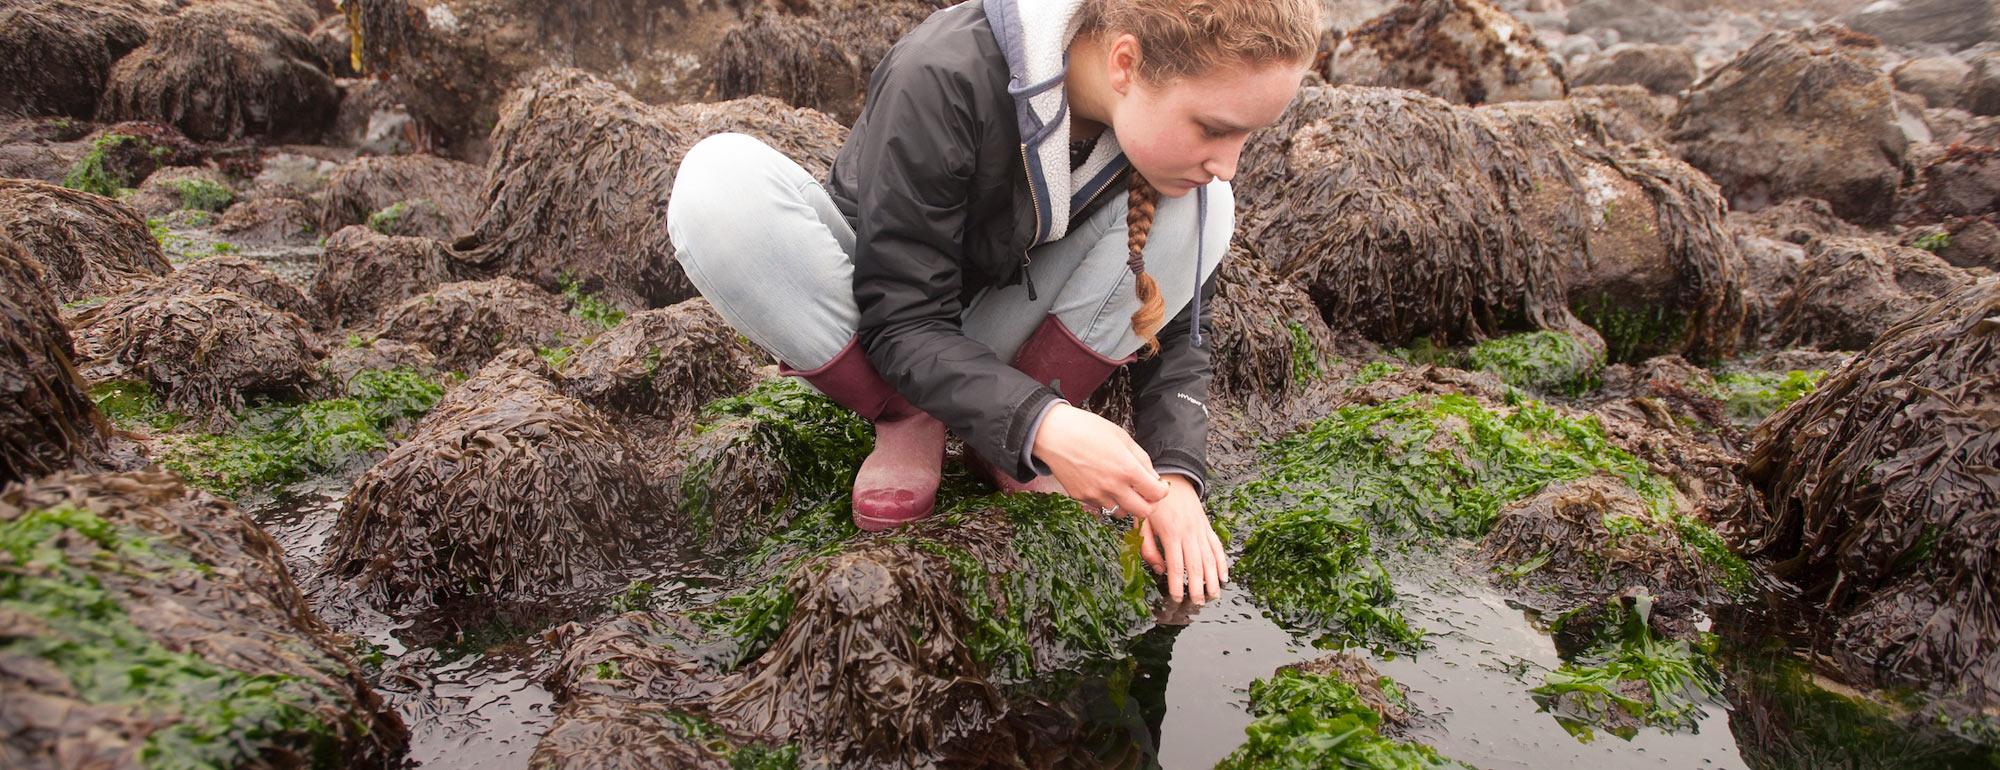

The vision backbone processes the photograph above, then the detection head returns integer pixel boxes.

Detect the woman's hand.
[1136,474,1229,603]
[1032,403,1170,518]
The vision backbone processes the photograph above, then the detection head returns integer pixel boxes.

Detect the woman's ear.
[1106,33,1141,96]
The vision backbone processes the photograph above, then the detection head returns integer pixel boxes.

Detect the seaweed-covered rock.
[1235,86,1589,347]
[1589,354,1730,431]
[1836,0,1994,49]
[214,196,317,245]
[312,337,440,398]
[0,0,164,118]
[1572,44,1699,94]
[316,153,483,236]
[0,471,409,768]
[1775,236,1974,350]
[1895,56,1972,109]
[559,299,762,425]
[1744,279,2000,705]
[713,0,944,123]
[98,1,337,142]
[310,225,460,329]
[1,235,107,485]
[373,277,587,372]
[120,165,234,218]
[1324,0,1567,105]
[0,178,170,303]
[160,256,323,329]
[1902,214,2000,271]
[64,121,204,195]
[340,0,739,158]
[1669,25,1908,225]
[454,68,848,311]
[544,495,1151,767]
[329,354,665,610]
[1731,230,1808,349]
[1216,654,1458,768]
[1481,477,1740,609]
[1205,254,1343,404]
[70,288,323,427]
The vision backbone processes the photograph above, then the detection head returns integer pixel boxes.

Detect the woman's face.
[1106,45,1308,198]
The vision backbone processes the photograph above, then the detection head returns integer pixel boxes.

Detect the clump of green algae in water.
[1710,369,1824,424]
[1,504,351,768]
[1216,665,1471,769]
[90,368,445,497]
[1462,331,1604,397]
[1530,591,1724,740]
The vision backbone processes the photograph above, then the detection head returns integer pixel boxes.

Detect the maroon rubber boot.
[782,339,945,531]
[968,314,1135,494]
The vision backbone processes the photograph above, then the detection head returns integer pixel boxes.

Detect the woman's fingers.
[1164,531,1188,602]
[1212,529,1231,584]
[1140,519,1164,572]
[1200,539,1222,601]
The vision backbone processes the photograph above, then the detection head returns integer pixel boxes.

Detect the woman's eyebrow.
[1198,115,1253,132]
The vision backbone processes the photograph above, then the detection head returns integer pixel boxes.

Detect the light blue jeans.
[667,132,1230,374]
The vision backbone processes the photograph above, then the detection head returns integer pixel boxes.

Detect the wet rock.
[1669,25,1907,226]
[374,277,588,372]
[1894,56,1972,108]
[317,153,483,238]
[248,150,341,201]
[0,178,170,303]
[341,0,739,159]
[1566,0,1684,43]
[160,256,323,329]
[1963,51,2000,115]
[1730,229,1809,348]
[214,196,318,245]
[330,354,666,611]
[70,287,323,427]
[1323,0,1568,105]
[1482,477,1740,610]
[99,2,338,142]
[1727,196,1865,245]
[1572,43,1699,94]
[0,470,409,769]
[1775,236,1974,350]
[1900,143,2000,224]
[310,225,460,330]
[1,235,107,486]
[328,78,420,154]
[558,299,763,426]
[1901,214,2000,270]
[714,0,944,123]
[545,496,1150,767]
[1236,86,1592,348]
[121,166,234,218]
[1553,84,1678,145]
[1837,0,1994,50]
[0,0,164,118]
[455,68,848,312]
[1744,279,2000,706]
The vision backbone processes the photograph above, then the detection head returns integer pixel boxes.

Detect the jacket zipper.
[1020,142,1041,301]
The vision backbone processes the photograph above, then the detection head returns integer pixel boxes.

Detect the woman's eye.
[1202,126,1227,139]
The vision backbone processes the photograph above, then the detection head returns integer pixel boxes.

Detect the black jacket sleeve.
[848,56,1060,481]
[1127,270,1218,493]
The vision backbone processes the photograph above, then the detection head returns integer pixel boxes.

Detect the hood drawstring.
[1191,186,1206,347]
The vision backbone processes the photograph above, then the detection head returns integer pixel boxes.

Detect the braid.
[1126,173,1166,357]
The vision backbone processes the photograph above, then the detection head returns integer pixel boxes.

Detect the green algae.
[1530,592,1722,740]
[1913,230,1951,254]
[62,133,140,197]
[1576,296,1691,365]
[366,200,412,234]
[676,379,871,543]
[1,505,349,769]
[1463,331,1603,396]
[1712,369,1824,423]
[658,712,800,770]
[1217,666,1470,769]
[559,271,627,330]
[1287,321,1323,386]
[1353,360,1399,385]
[1215,393,1682,651]
[90,379,185,432]
[151,368,445,496]
[536,344,575,371]
[168,178,233,212]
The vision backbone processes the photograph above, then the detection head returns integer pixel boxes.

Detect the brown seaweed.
[310,225,462,330]
[0,235,107,486]
[1326,0,1567,105]
[70,287,323,428]
[372,276,586,372]
[453,67,849,312]
[98,1,338,142]
[713,0,944,123]
[558,298,764,426]
[1774,236,1973,351]
[316,153,485,237]
[0,0,164,118]
[0,178,170,304]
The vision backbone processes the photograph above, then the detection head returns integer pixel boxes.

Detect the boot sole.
[852,504,936,532]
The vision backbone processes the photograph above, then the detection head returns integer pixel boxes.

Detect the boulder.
[0,0,165,118]
[1324,0,1568,105]
[1571,43,1699,94]
[713,0,946,123]
[1837,0,1995,50]
[98,1,338,142]
[373,277,588,372]
[453,68,847,311]
[1669,25,1908,226]
[1775,236,1974,350]
[1894,55,1972,108]
[316,153,484,238]
[0,470,409,769]
[558,299,763,427]
[0,178,170,303]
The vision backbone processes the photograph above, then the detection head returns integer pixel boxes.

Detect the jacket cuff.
[1020,397,1065,476]
[1154,463,1205,498]
[1002,387,1063,481]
